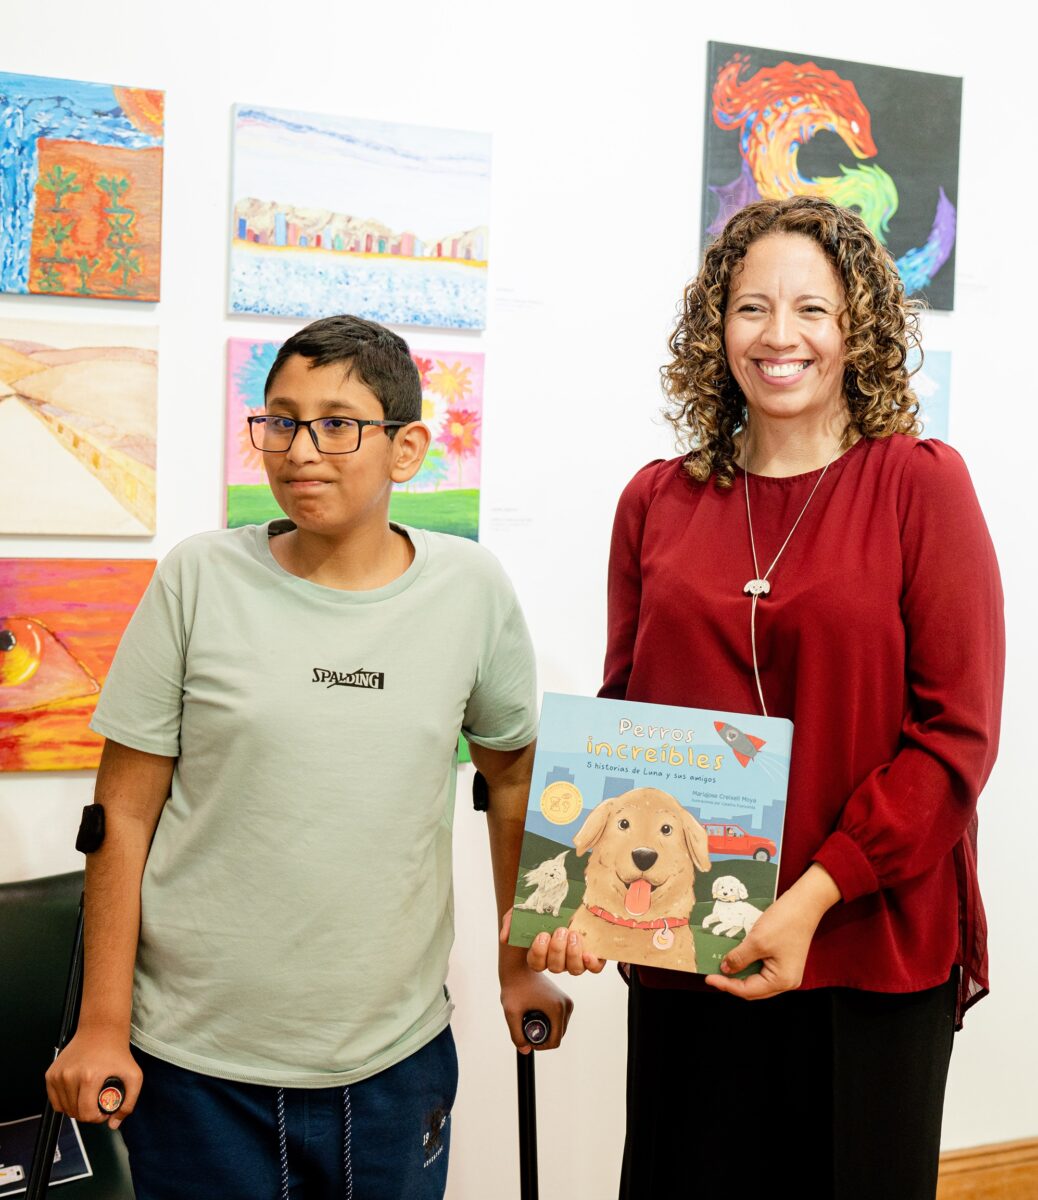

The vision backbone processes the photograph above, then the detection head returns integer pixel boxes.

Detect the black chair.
[0,871,134,1197]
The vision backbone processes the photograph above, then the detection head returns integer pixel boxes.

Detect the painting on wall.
[0,319,158,535]
[701,43,962,310]
[911,348,950,442]
[225,339,483,540]
[229,105,490,328]
[0,72,164,301]
[0,559,155,771]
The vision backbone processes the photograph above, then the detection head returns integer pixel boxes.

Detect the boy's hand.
[500,907,606,977]
[498,950,574,1054]
[475,743,582,1051]
[46,1026,142,1131]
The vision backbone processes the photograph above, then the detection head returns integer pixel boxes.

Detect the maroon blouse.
[600,435,1004,1019]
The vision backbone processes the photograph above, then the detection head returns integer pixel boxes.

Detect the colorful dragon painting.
[707,52,955,296]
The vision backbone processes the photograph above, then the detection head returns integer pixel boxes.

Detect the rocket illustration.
[714,721,766,768]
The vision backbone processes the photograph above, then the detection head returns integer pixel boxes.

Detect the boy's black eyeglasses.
[247,414,408,455]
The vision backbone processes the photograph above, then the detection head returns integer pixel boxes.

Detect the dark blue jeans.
[120,1026,458,1200]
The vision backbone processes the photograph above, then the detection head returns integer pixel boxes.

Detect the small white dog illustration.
[702,875,764,938]
[516,851,570,916]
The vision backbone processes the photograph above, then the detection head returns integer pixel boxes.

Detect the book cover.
[508,693,792,976]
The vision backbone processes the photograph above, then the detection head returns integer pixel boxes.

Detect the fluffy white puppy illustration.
[702,874,764,938]
[516,851,570,916]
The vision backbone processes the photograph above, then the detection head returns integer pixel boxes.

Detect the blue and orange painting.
[0,72,164,301]
[229,105,491,328]
[701,43,961,310]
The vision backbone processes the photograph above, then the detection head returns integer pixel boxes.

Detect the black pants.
[620,970,957,1200]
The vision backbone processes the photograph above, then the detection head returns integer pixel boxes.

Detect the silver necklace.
[743,442,842,716]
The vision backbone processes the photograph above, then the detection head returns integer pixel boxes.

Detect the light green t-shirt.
[91,523,537,1087]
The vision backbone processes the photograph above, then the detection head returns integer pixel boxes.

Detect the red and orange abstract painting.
[0,559,155,771]
[701,42,961,310]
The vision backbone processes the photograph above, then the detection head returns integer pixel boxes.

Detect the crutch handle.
[521,1010,551,1047]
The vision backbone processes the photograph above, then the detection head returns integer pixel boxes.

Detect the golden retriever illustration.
[567,788,711,971]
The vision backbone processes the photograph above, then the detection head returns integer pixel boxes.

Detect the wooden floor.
[938,1139,1038,1199]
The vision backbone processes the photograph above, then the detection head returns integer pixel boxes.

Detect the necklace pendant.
[743,578,771,597]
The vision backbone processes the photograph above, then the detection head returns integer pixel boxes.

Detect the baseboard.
[937,1138,1038,1199]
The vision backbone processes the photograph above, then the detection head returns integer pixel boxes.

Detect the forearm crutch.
[517,1010,550,1200]
[25,807,124,1199]
[470,771,549,1200]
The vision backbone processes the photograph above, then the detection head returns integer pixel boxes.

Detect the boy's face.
[262,354,401,537]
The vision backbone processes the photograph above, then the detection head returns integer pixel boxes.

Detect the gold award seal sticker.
[540,781,583,825]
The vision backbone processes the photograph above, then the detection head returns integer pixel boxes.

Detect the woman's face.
[724,232,848,431]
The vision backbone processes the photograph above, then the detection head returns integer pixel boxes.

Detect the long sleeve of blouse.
[812,442,1004,902]
[600,435,1004,1006]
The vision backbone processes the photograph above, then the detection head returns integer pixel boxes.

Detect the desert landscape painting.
[0,318,158,535]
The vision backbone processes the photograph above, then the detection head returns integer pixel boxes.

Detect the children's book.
[508,693,792,976]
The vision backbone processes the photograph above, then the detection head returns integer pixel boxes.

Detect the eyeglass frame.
[246,414,410,455]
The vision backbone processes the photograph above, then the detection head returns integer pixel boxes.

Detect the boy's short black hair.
[264,315,422,427]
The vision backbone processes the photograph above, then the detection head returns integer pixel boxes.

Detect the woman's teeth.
[758,361,809,378]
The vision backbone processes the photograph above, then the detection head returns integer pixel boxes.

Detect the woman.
[529,197,1004,1197]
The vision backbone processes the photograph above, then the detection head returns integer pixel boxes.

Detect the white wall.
[1,1,1034,1193]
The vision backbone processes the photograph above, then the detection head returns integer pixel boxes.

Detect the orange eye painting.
[0,559,155,771]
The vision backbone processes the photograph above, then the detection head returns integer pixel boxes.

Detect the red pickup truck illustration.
[704,822,776,862]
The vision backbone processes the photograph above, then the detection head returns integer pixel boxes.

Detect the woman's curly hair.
[663,196,922,487]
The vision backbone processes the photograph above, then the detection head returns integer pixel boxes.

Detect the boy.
[46,315,570,1199]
